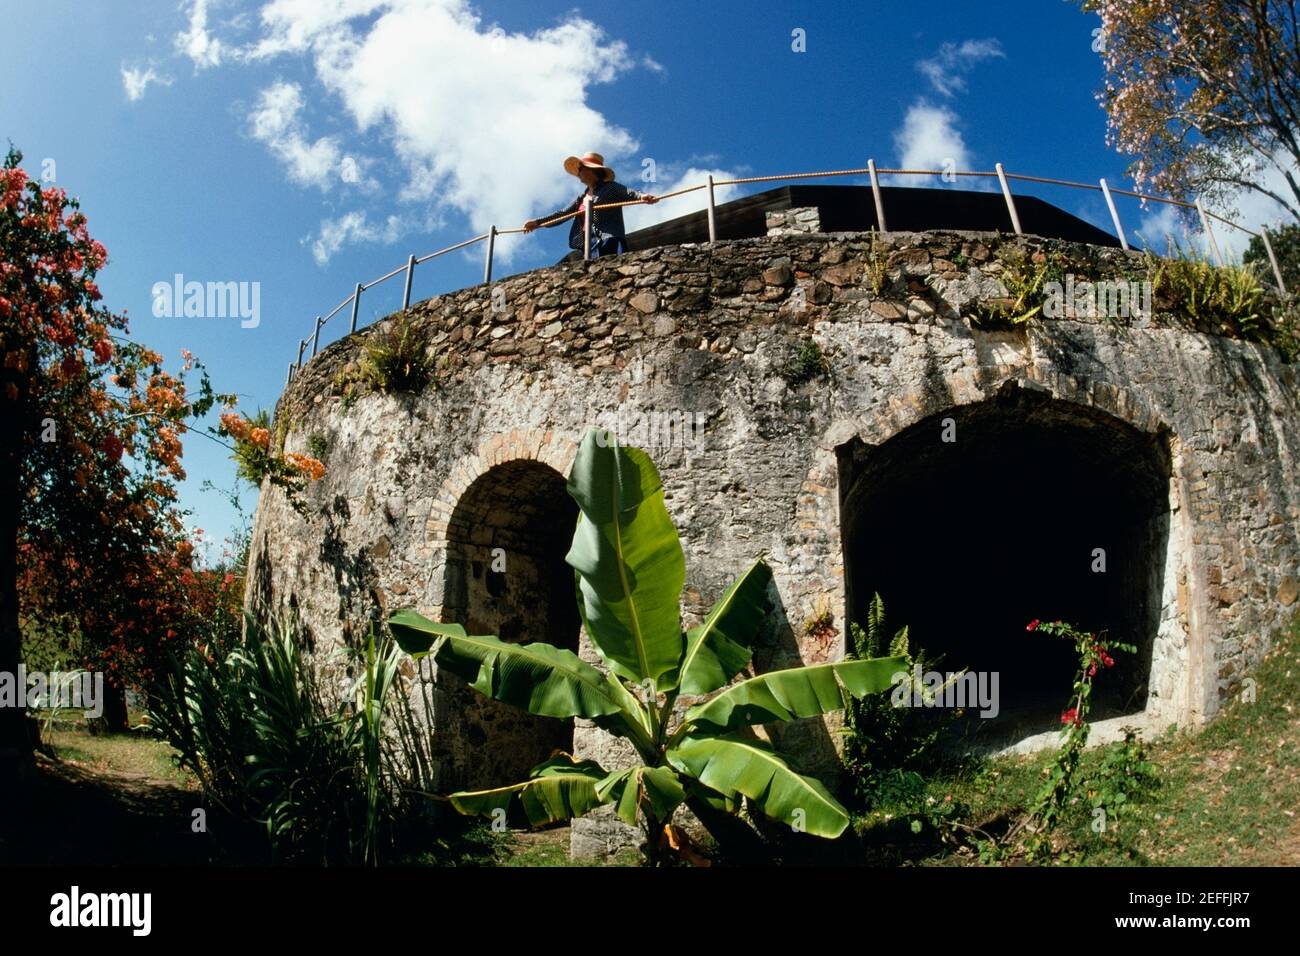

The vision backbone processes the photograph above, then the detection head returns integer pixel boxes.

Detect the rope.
[1001,172,1101,191]
[1107,185,1196,210]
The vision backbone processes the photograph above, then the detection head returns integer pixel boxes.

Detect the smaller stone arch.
[423,431,582,790]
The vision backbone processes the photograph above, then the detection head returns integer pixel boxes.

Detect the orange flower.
[219,412,250,441]
[250,427,270,449]
[285,453,326,481]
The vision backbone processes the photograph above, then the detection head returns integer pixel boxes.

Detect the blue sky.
[3,0,1286,557]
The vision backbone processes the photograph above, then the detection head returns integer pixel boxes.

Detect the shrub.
[841,592,959,808]
[1146,240,1265,338]
[971,245,1054,328]
[359,315,432,394]
[782,338,831,386]
[217,409,325,509]
[147,614,473,865]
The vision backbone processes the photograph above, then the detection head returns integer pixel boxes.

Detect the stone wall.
[247,229,1300,857]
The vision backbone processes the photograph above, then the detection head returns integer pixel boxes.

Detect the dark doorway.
[439,459,581,788]
[838,389,1170,747]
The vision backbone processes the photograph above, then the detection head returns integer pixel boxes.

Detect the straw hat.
[563,151,615,181]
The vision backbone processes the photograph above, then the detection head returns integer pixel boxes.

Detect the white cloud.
[892,103,970,186]
[120,64,172,101]
[624,166,741,232]
[176,0,225,69]
[241,0,642,260]
[248,81,369,190]
[888,38,1003,189]
[147,1,695,262]
[917,38,1003,98]
[307,210,407,265]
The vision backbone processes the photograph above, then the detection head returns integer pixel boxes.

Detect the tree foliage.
[1080,0,1300,221]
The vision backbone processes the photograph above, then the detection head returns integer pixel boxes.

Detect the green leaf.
[391,609,655,753]
[447,755,608,827]
[866,592,886,658]
[685,779,740,815]
[668,734,851,838]
[565,429,686,692]
[388,608,465,657]
[596,765,687,826]
[676,557,771,695]
[685,657,907,734]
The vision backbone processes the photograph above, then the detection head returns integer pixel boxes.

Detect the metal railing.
[285,161,1292,384]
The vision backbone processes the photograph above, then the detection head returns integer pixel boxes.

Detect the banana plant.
[389,428,906,860]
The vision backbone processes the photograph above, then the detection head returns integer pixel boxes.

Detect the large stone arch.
[835,378,1184,748]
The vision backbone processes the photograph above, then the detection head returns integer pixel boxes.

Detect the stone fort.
[246,189,1300,856]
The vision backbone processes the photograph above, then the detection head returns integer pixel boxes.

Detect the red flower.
[1026,619,1040,631]
[1088,663,1098,678]
[92,338,113,364]
[100,433,124,462]
[1060,707,1082,727]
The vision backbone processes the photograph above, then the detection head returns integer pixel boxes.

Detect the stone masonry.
[246,229,1300,858]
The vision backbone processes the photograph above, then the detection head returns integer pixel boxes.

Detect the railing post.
[995,163,1022,235]
[286,363,294,385]
[296,338,307,369]
[868,159,887,232]
[1195,198,1224,266]
[483,226,497,284]
[349,283,362,333]
[1261,227,1288,294]
[311,316,322,356]
[402,253,416,310]
[582,195,593,261]
[1099,178,1128,250]
[706,174,717,243]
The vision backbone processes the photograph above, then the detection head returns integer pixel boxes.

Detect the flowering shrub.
[216,408,325,507]
[1012,619,1136,858]
[2,145,239,737]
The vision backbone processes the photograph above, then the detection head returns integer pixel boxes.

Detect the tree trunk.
[99,679,129,733]
[0,441,32,810]
[684,795,768,865]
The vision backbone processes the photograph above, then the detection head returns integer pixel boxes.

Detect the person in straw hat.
[524,151,657,260]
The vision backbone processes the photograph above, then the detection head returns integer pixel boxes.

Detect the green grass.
[44,721,195,789]
[859,611,1300,866]
[497,827,643,867]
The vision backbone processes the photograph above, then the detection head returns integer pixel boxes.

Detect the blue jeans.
[560,235,627,263]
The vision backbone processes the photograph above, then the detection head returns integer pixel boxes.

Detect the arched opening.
[838,387,1171,747]
[439,459,581,789]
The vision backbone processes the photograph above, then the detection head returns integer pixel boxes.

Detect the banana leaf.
[565,429,685,692]
[676,557,771,695]
[668,733,851,838]
[685,656,907,733]
[596,765,687,826]
[447,755,608,827]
